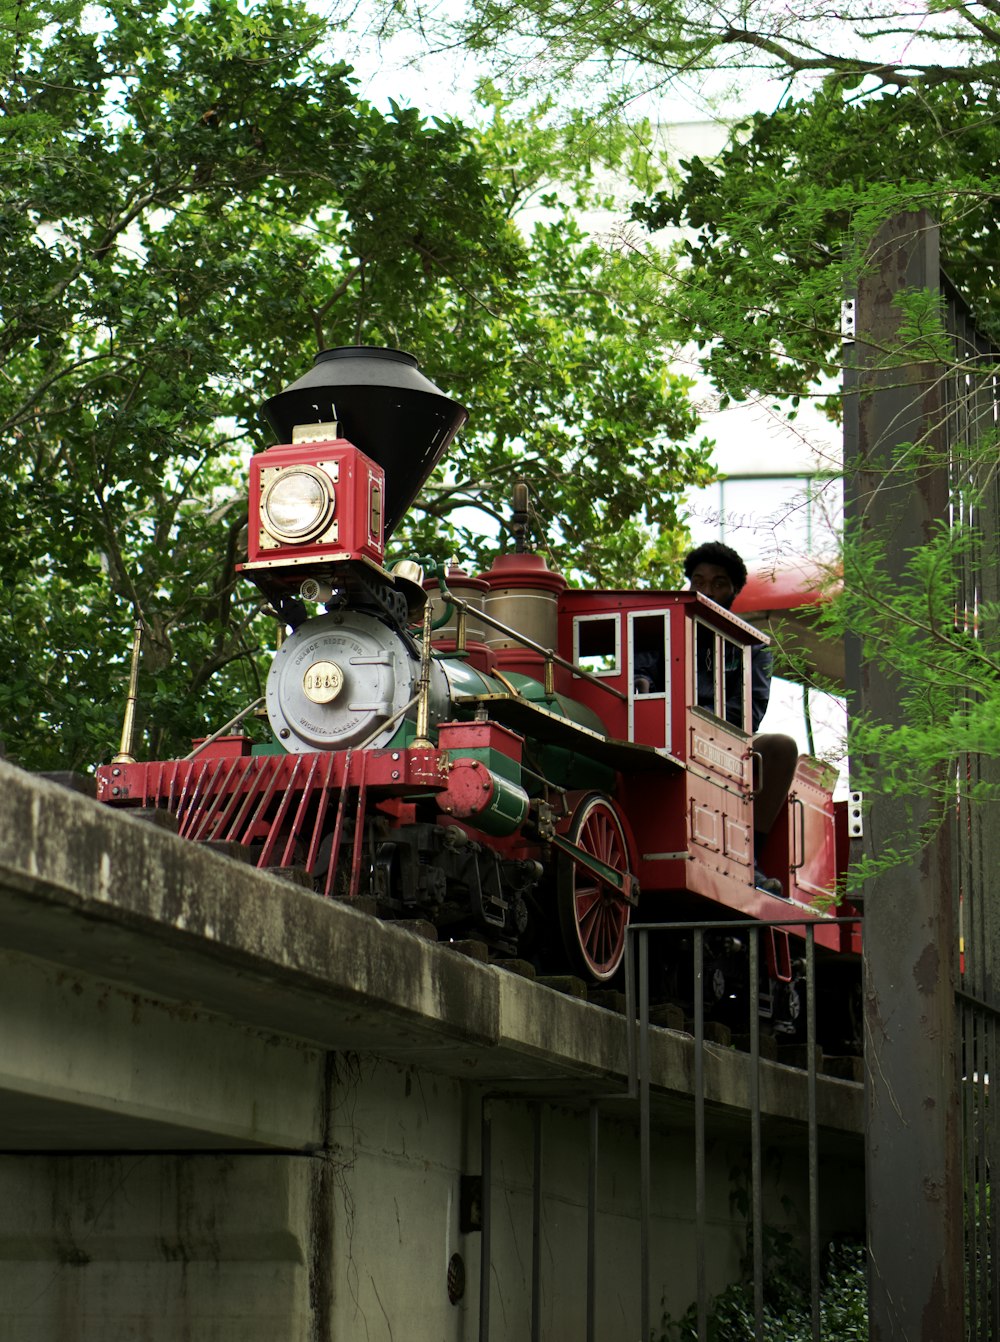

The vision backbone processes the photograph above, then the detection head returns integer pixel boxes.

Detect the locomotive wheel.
[557,794,633,983]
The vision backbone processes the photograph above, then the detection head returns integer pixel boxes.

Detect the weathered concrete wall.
[0,1155,317,1341]
[0,1080,863,1341]
[0,946,324,1149]
[0,762,864,1339]
[0,1087,863,1341]
[465,1094,862,1339]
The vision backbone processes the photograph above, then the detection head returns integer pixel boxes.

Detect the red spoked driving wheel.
[557,794,634,983]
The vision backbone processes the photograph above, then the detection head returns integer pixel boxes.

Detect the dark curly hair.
[682,541,748,595]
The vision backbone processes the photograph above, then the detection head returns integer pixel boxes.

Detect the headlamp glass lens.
[263,469,333,541]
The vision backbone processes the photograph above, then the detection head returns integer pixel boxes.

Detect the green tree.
[632,86,1000,402]
[420,0,1000,108]
[393,0,1000,396]
[379,0,1000,855]
[398,95,713,585]
[0,1,711,772]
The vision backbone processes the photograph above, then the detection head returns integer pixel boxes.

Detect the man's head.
[683,541,748,611]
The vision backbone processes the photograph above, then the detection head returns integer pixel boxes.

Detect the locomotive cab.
[559,591,765,906]
[557,589,848,926]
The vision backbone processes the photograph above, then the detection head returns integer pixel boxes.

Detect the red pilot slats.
[324,750,354,900]
[279,752,325,869]
[205,757,260,843]
[305,753,338,874]
[256,755,305,867]
[97,745,447,900]
[346,753,369,902]
[186,757,248,842]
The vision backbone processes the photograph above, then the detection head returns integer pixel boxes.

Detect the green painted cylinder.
[476,769,530,836]
[436,754,529,836]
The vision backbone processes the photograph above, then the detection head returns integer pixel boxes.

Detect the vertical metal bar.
[958,777,974,1341]
[975,328,1000,1342]
[971,765,985,1001]
[241,756,288,850]
[806,928,820,1342]
[987,1014,993,1342]
[625,930,638,1098]
[749,927,764,1340]
[694,929,707,1342]
[201,756,257,843]
[480,1100,492,1342]
[966,1007,974,1342]
[532,1103,542,1342]
[175,760,211,837]
[304,752,338,873]
[279,751,323,866]
[186,759,228,833]
[587,1101,599,1342]
[639,930,651,1342]
[187,756,243,841]
[257,754,307,866]
[976,1010,988,1342]
[111,619,144,764]
[976,1010,985,1342]
[411,599,434,747]
[964,1003,977,1341]
[222,756,270,842]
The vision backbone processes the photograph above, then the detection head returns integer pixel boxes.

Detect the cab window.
[693,620,748,732]
[573,614,621,677]
[632,613,668,695]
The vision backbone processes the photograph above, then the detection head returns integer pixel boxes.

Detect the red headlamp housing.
[239,431,385,574]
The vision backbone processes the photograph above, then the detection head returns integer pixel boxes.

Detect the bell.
[390,560,428,621]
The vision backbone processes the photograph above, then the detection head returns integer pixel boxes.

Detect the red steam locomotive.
[95,348,860,1040]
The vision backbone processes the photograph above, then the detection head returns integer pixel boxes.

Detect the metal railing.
[941,272,1000,1342]
[476,915,863,1342]
[844,214,1000,1339]
[626,917,862,1342]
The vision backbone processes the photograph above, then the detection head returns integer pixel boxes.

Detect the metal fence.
[476,216,1000,1342]
[476,916,863,1342]
[627,918,862,1342]
[944,273,1000,1342]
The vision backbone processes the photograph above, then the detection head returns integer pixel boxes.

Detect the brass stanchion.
[111,620,144,764]
[410,598,434,750]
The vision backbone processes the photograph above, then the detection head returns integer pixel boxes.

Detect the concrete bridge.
[0,761,863,1340]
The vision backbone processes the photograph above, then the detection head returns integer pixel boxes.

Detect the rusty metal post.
[844,211,964,1340]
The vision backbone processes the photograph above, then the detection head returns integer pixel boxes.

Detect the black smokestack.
[260,347,468,539]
